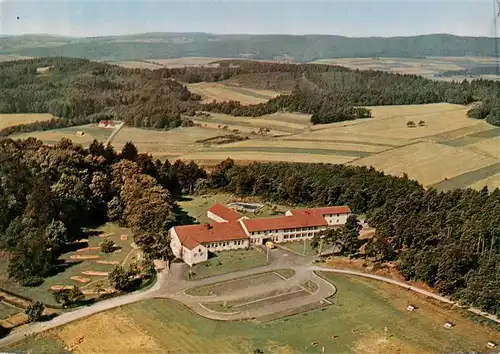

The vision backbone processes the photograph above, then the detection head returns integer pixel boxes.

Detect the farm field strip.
[351,141,500,187]
[468,136,500,159]
[468,172,500,190]
[193,120,292,136]
[427,124,496,142]
[0,113,56,129]
[212,146,372,158]
[187,82,280,105]
[214,139,389,153]
[432,161,500,191]
[175,151,356,164]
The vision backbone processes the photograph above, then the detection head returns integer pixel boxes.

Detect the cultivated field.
[8,273,499,354]
[310,56,498,80]
[113,60,164,69]
[11,124,114,146]
[187,82,281,105]
[0,113,55,129]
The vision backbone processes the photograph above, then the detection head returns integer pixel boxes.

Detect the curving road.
[0,247,498,349]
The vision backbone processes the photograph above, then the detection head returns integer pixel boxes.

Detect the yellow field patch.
[115,61,164,69]
[112,126,225,157]
[468,173,500,190]
[146,57,226,68]
[319,104,480,140]
[56,309,163,353]
[187,82,280,105]
[13,129,95,145]
[175,151,355,165]
[287,130,411,147]
[350,142,499,187]
[469,136,500,159]
[213,139,387,153]
[0,113,56,129]
[203,112,307,131]
[193,119,293,136]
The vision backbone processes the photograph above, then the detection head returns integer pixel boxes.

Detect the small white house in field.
[444,322,454,329]
[407,305,416,312]
[487,342,497,349]
[170,203,352,266]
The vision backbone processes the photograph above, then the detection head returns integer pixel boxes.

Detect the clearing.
[187,82,280,105]
[8,273,499,354]
[281,240,318,256]
[0,113,56,130]
[11,124,113,146]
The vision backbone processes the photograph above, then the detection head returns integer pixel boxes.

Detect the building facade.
[170,203,352,265]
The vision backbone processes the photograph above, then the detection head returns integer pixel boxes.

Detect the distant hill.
[1,33,499,62]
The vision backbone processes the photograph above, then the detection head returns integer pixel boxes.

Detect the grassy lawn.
[300,280,319,293]
[9,273,499,353]
[177,193,289,224]
[0,223,136,306]
[282,240,318,255]
[8,334,69,354]
[274,268,296,279]
[185,248,268,280]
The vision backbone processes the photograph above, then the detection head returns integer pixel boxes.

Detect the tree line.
[0,137,205,287]
[202,160,500,316]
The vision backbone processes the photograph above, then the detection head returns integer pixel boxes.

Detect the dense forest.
[0,137,205,286]
[204,160,500,316]
[0,57,201,133]
[2,33,499,61]
[3,57,500,134]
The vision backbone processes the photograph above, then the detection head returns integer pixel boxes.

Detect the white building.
[170,204,352,265]
[169,221,250,266]
[285,206,352,226]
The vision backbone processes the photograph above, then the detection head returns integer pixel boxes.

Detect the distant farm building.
[487,342,497,349]
[76,131,85,136]
[170,204,352,266]
[98,120,116,129]
[443,322,454,329]
[407,305,416,312]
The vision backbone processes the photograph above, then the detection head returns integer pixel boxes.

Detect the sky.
[0,0,499,38]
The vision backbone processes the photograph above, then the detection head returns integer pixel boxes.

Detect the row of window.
[207,239,246,248]
[250,226,320,236]
[284,233,314,240]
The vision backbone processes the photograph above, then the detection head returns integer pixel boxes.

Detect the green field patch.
[432,161,500,191]
[185,248,269,281]
[186,272,283,297]
[213,146,371,158]
[284,137,398,148]
[0,302,21,320]
[222,86,277,100]
[468,127,500,139]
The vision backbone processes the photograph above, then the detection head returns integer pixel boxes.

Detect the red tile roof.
[290,206,351,216]
[241,214,328,233]
[207,203,241,222]
[174,221,248,250]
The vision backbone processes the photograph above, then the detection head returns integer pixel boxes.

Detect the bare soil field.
[350,142,499,187]
[468,172,500,190]
[187,82,280,105]
[0,113,55,129]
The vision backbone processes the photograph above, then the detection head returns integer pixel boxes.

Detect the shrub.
[100,238,115,253]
